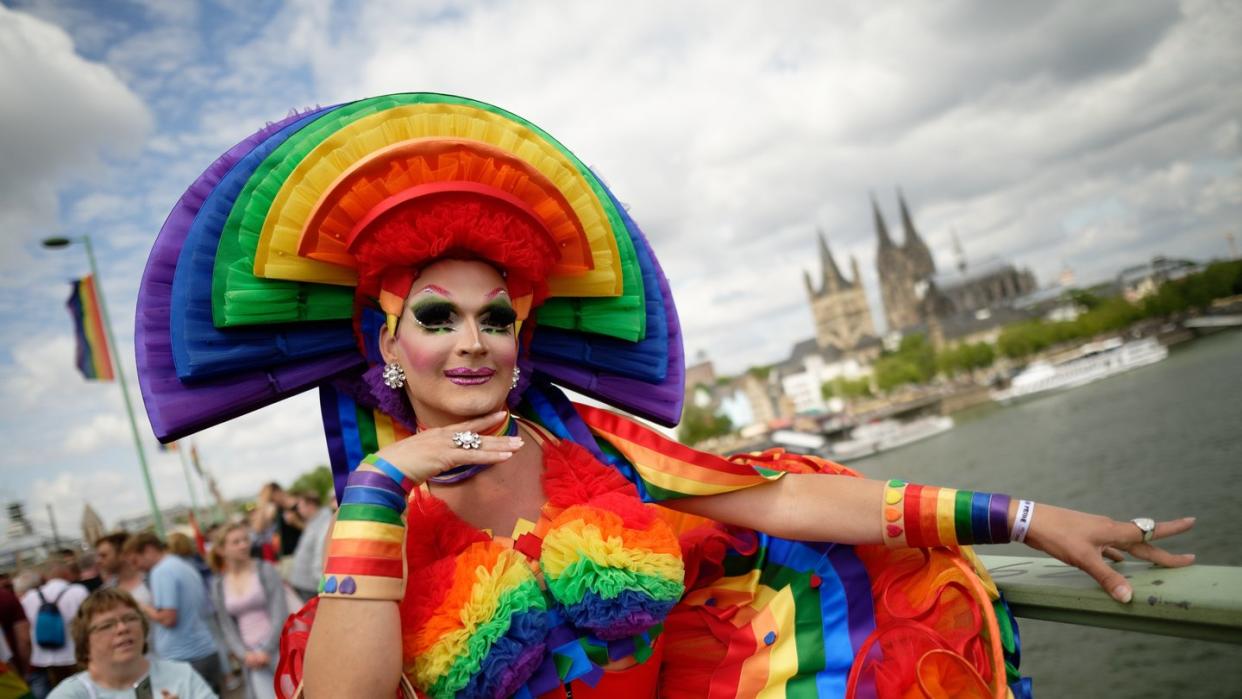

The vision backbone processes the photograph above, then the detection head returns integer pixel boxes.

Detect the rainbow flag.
[65,275,115,381]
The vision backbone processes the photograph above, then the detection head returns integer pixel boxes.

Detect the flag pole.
[46,235,165,537]
[176,442,204,528]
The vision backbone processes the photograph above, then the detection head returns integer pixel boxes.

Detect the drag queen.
[135,93,1193,699]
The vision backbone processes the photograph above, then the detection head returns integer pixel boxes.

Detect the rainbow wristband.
[320,456,411,600]
[882,480,1014,548]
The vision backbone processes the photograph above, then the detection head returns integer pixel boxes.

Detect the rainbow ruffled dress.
[285,382,1031,699]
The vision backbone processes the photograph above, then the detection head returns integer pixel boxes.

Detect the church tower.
[875,192,938,331]
[898,190,936,280]
[804,230,875,351]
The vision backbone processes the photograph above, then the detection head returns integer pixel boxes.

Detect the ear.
[378,322,400,366]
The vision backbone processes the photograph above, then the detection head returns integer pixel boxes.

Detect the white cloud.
[0,334,76,408]
[69,193,135,224]
[64,413,131,454]
[0,5,151,265]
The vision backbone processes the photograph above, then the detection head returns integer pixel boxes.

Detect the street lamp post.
[43,235,165,537]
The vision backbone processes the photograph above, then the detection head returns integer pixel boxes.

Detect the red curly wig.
[348,186,562,328]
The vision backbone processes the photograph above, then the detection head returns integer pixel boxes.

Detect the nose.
[455,319,487,357]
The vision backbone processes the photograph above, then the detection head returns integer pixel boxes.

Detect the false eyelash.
[412,301,455,328]
[481,304,518,329]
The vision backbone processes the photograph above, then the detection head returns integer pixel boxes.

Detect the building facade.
[803,231,876,351]
[927,257,1038,317]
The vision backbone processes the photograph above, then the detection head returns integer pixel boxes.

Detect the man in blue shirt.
[124,533,220,692]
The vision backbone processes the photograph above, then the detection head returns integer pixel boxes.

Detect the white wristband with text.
[1011,499,1035,543]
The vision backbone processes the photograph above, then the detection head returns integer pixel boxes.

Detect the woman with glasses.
[48,588,216,699]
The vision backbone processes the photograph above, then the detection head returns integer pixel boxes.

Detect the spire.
[850,255,863,288]
[897,188,917,243]
[872,194,893,249]
[817,229,848,292]
[952,227,967,274]
[897,188,936,277]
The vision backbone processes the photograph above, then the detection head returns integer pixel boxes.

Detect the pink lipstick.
[444,367,495,385]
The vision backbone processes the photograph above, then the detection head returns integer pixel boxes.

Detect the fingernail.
[1186,516,1197,523]
[1112,586,1132,603]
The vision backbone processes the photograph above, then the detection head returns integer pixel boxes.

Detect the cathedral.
[803,231,876,351]
[804,191,1038,350]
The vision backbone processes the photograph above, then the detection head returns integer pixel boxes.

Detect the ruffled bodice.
[398,438,684,698]
[276,399,1029,699]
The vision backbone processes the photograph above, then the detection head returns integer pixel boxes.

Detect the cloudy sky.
[1,0,1238,538]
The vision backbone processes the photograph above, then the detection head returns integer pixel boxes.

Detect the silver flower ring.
[451,431,482,450]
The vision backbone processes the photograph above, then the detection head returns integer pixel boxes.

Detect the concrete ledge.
[980,555,1242,645]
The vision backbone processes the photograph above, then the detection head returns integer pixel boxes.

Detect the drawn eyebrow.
[417,284,454,298]
[484,287,509,301]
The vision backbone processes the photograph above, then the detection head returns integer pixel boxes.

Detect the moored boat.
[991,336,1168,404]
[826,415,955,462]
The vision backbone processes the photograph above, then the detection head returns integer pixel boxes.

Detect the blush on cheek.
[494,342,518,365]
[397,333,446,373]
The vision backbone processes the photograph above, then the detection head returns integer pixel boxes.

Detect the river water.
[848,330,1242,698]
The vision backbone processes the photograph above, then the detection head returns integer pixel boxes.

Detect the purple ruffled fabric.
[462,610,549,698]
[562,590,677,641]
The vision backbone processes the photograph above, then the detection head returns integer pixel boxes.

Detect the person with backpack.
[19,560,88,698]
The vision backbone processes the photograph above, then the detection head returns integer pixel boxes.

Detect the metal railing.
[981,555,1242,645]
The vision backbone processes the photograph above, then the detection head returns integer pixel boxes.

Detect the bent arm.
[141,605,178,627]
[303,598,402,698]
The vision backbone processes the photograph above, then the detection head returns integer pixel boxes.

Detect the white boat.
[826,415,955,462]
[990,336,1168,404]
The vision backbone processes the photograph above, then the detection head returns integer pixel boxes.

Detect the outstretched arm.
[664,472,1195,603]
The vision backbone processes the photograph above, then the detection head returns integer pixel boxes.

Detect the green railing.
[981,555,1242,645]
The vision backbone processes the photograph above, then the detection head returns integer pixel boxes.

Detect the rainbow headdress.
[135,93,685,460]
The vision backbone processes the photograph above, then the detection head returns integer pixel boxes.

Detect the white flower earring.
[382,362,406,390]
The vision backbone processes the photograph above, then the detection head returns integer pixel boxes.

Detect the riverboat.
[991,336,1169,404]
[825,415,955,462]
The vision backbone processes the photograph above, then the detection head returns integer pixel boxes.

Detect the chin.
[427,394,508,422]
[449,397,508,419]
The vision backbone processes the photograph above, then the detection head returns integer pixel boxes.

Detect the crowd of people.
[0,484,331,699]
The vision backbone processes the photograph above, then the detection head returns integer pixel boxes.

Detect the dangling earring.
[510,366,521,390]
[382,362,406,389]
